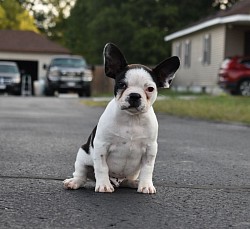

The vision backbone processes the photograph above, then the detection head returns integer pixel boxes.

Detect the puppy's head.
[104,43,180,115]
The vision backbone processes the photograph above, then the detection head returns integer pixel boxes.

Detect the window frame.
[175,42,182,59]
[203,34,211,65]
[184,40,191,68]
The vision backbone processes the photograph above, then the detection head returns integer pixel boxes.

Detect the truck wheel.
[85,86,91,97]
[45,86,54,96]
[78,87,91,97]
[239,79,250,96]
[78,91,84,97]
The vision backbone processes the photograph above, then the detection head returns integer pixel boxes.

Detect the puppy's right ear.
[104,43,128,79]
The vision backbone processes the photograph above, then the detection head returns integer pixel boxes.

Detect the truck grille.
[60,76,82,81]
[0,77,12,84]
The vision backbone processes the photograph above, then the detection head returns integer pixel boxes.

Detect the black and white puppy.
[64,43,180,194]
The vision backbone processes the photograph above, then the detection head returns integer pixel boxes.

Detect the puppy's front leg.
[94,148,114,193]
[138,142,157,194]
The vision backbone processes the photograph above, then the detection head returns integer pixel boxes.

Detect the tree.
[213,0,241,10]
[18,0,76,41]
[0,0,38,32]
[64,0,216,65]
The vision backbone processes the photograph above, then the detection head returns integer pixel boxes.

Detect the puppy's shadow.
[64,183,143,196]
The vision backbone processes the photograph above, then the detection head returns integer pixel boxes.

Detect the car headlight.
[82,70,93,82]
[82,75,93,82]
[12,76,21,83]
[48,66,60,80]
[48,76,59,81]
[49,69,60,77]
[48,70,60,81]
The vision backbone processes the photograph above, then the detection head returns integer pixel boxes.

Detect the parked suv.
[0,61,21,95]
[44,55,93,97]
[218,56,250,96]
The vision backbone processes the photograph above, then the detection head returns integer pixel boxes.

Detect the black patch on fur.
[104,43,128,79]
[152,56,180,88]
[81,125,97,154]
[114,69,128,96]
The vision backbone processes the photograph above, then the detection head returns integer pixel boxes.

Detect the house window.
[175,42,182,59]
[203,34,211,65]
[184,40,191,68]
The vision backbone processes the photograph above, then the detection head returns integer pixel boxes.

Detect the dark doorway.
[0,59,38,95]
[0,59,38,81]
[244,31,250,56]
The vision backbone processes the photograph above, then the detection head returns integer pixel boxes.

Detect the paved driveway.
[0,97,250,228]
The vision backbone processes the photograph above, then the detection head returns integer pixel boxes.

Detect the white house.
[164,0,250,93]
[0,30,71,82]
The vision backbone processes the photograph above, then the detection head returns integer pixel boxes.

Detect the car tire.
[78,91,84,97]
[85,86,91,97]
[9,88,21,96]
[238,79,250,96]
[13,90,21,96]
[78,87,91,97]
[44,86,54,96]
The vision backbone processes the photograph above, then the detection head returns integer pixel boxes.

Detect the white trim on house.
[165,14,250,41]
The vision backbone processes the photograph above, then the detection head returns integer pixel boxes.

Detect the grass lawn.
[154,95,250,125]
[82,94,250,125]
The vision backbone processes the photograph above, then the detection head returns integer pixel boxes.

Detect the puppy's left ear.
[152,56,180,88]
[104,43,128,79]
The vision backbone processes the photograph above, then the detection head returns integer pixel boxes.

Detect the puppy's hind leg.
[63,148,91,190]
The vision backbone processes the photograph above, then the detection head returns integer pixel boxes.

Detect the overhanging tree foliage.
[64,0,216,65]
[0,0,38,32]
[17,0,75,40]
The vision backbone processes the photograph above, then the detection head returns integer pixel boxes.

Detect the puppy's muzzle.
[128,93,141,108]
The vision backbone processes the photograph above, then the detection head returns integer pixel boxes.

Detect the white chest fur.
[93,99,158,178]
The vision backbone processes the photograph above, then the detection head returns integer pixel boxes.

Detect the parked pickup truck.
[44,55,93,97]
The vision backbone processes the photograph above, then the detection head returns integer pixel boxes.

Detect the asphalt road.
[0,96,250,229]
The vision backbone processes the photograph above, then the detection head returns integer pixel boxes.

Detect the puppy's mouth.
[121,105,139,110]
[120,104,146,114]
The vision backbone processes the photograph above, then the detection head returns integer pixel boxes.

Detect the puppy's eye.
[147,87,154,92]
[118,82,127,89]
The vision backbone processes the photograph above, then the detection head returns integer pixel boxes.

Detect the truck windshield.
[51,58,87,68]
[0,65,19,73]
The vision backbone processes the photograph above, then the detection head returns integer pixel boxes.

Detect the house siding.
[171,25,226,91]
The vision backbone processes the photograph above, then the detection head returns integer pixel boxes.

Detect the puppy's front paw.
[137,183,156,194]
[63,178,85,190]
[95,181,114,193]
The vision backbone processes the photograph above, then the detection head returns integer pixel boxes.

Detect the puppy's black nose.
[128,93,141,108]
[129,93,141,100]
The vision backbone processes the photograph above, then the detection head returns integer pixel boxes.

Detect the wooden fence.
[91,65,114,95]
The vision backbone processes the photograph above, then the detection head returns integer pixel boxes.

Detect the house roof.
[0,30,71,54]
[165,0,250,41]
